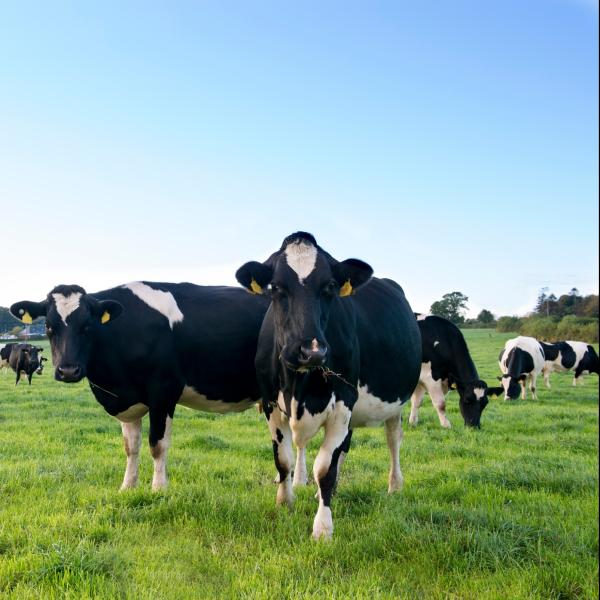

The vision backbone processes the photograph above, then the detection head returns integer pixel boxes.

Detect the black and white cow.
[540,340,600,388]
[11,283,269,490]
[0,343,15,373]
[498,336,545,400]
[408,315,499,429]
[236,232,421,540]
[5,343,46,385]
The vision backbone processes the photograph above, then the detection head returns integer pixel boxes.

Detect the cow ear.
[496,376,503,381]
[37,347,44,352]
[236,261,273,295]
[10,300,48,324]
[332,259,373,297]
[96,300,123,325]
[486,386,504,398]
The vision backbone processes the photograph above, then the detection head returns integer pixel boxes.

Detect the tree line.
[429,289,599,343]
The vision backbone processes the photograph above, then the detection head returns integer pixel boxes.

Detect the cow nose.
[298,339,328,367]
[56,365,82,382]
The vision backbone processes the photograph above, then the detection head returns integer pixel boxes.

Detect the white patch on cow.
[293,446,308,487]
[566,341,590,370]
[474,387,485,400]
[434,340,440,347]
[178,385,256,413]
[350,385,403,427]
[120,419,142,490]
[312,504,333,541]
[416,314,430,321]
[289,394,334,448]
[284,241,318,283]
[414,362,452,428]
[123,282,184,329]
[115,403,149,422]
[52,292,82,326]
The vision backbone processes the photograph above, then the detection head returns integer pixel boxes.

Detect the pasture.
[0,330,597,599]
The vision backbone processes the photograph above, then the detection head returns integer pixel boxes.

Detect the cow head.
[236,232,373,371]
[20,345,42,374]
[498,374,524,400]
[451,378,490,428]
[10,285,123,383]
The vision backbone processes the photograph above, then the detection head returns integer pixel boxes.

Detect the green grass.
[0,331,597,599]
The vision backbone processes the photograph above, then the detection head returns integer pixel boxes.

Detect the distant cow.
[11,283,268,491]
[540,341,600,388]
[0,343,16,373]
[6,343,45,385]
[498,336,545,400]
[409,315,499,428]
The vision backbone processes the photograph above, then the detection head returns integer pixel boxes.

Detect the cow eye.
[270,284,287,299]
[45,325,53,336]
[322,281,338,296]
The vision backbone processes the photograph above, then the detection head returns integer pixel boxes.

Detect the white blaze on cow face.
[284,241,318,284]
[473,387,486,400]
[123,282,184,329]
[52,292,83,326]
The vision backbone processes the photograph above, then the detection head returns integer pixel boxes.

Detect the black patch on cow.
[275,428,284,443]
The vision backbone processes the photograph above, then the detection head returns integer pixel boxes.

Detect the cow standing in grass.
[408,315,498,429]
[11,283,268,490]
[236,232,421,540]
[498,336,545,400]
[2,343,46,385]
[540,340,600,388]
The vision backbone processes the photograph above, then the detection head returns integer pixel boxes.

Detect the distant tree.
[477,309,495,324]
[430,292,469,325]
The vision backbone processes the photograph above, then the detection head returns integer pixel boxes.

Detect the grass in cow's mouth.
[0,330,597,598]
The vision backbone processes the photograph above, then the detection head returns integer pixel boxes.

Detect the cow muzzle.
[56,365,84,383]
[298,338,328,368]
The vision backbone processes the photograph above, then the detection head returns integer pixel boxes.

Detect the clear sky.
[1,1,598,317]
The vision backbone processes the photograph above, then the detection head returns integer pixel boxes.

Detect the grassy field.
[0,330,597,599]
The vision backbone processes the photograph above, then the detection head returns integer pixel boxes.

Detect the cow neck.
[446,335,480,386]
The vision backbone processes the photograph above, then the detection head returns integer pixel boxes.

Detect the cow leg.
[293,446,308,487]
[429,385,451,428]
[521,378,527,400]
[312,402,352,540]
[120,419,142,490]
[266,406,294,507]
[385,415,404,493]
[27,372,33,385]
[408,385,425,426]
[530,373,538,400]
[543,368,552,389]
[149,410,173,491]
[334,429,353,491]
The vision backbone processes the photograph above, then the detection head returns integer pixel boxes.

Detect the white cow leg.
[312,402,351,541]
[385,415,403,493]
[266,405,294,507]
[521,378,527,400]
[408,385,425,426]
[530,373,538,400]
[543,369,552,389]
[150,415,172,491]
[120,419,142,490]
[293,446,308,487]
[430,387,452,428]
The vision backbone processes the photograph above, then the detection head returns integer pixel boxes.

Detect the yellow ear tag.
[339,280,353,297]
[250,279,263,294]
[101,311,110,324]
[21,311,33,325]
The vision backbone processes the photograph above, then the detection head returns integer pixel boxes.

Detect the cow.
[236,232,421,540]
[540,340,600,388]
[498,336,545,400]
[0,343,15,373]
[408,315,500,429]
[4,343,45,385]
[11,282,269,490]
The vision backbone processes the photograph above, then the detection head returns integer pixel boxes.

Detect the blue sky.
[1,1,598,316]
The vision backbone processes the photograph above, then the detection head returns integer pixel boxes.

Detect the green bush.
[496,316,523,333]
[520,317,560,341]
[555,316,599,342]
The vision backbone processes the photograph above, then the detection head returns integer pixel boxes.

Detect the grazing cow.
[498,336,545,400]
[236,232,421,540]
[11,283,269,490]
[408,315,499,429]
[0,343,15,372]
[6,343,45,385]
[540,341,600,388]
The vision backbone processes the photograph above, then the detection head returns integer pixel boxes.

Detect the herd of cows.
[1,232,598,540]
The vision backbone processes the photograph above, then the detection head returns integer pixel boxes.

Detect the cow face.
[456,380,490,428]
[236,232,372,371]
[499,374,523,400]
[11,285,123,383]
[20,346,42,373]
[36,355,48,375]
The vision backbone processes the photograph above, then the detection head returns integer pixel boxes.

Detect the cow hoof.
[293,474,309,488]
[408,417,418,426]
[151,479,168,492]
[119,481,138,491]
[312,507,333,541]
[388,479,403,494]
[276,484,294,507]
[440,421,452,429]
